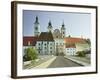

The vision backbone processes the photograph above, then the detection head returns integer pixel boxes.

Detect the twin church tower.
[34,16,66,38]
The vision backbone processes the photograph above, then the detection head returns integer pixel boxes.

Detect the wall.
[76,43,89,52]
[0,0,100,80]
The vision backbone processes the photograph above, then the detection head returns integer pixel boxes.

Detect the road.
[48,56,82,68]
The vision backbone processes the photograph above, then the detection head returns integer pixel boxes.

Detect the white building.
[52,22,66,55]
[65,44,76,55]
[54,38,65,55]
[36,32,55,55]
[64,37,90,55]
[23,36,38,56]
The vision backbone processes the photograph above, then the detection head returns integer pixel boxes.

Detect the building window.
[67,48,69,50]
[35,27,38,30]
[45,47,46,49]
[50,51,52,54]
[50,47,52,49]
[38,43,40,46]
[44,43,46,46]
[56,36,58,38]
[38,47,41,50]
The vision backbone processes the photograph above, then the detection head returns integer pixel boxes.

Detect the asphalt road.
[48,56,82,68]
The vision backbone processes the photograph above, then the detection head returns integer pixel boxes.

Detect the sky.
[23,10,91,39]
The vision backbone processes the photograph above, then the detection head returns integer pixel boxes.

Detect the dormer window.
[35,27,38,30]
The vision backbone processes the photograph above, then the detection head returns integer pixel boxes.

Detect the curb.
[64,56,90,66]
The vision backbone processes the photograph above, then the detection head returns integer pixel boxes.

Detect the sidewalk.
[64,55,91,66]
[24,55,56,69]
[34,56,56,68]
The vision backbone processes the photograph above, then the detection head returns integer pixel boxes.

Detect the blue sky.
[23,10,91,38]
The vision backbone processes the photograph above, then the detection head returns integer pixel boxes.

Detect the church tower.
[48,20,53,32]
[61,22,66,38]
[34,16,40,36]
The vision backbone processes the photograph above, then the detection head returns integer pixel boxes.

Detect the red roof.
[23,36,38,46]
[64,37,86,44]
[37,32,54,41]
[66,44,76,48]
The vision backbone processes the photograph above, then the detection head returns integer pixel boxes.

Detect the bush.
[23,47,38,61]
[76,51,86,57]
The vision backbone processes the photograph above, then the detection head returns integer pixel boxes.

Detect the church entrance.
[56,52,64,56]
[56,45,65,56]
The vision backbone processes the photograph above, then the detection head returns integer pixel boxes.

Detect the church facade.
[33,16,66,55]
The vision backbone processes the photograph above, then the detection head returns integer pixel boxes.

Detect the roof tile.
[37,32,54,41]
[23,36,38,46]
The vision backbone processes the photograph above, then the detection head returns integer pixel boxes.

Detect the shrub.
[23,47,38,61]
[76,51,86,57]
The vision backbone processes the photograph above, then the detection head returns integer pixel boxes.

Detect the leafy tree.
[23,47,38,61]
[68,35,71,38]
[86,39,91,45]
[76,51,86,57]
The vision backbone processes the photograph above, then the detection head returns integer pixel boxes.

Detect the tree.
[86,39,91,45]
[76,51,86,57]
[68,35,71,38]
[23,47,38,61]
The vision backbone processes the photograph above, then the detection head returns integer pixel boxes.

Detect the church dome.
[53,29,62,39]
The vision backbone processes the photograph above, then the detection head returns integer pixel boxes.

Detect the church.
[34,16,66,55]
[23,16,90,56]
